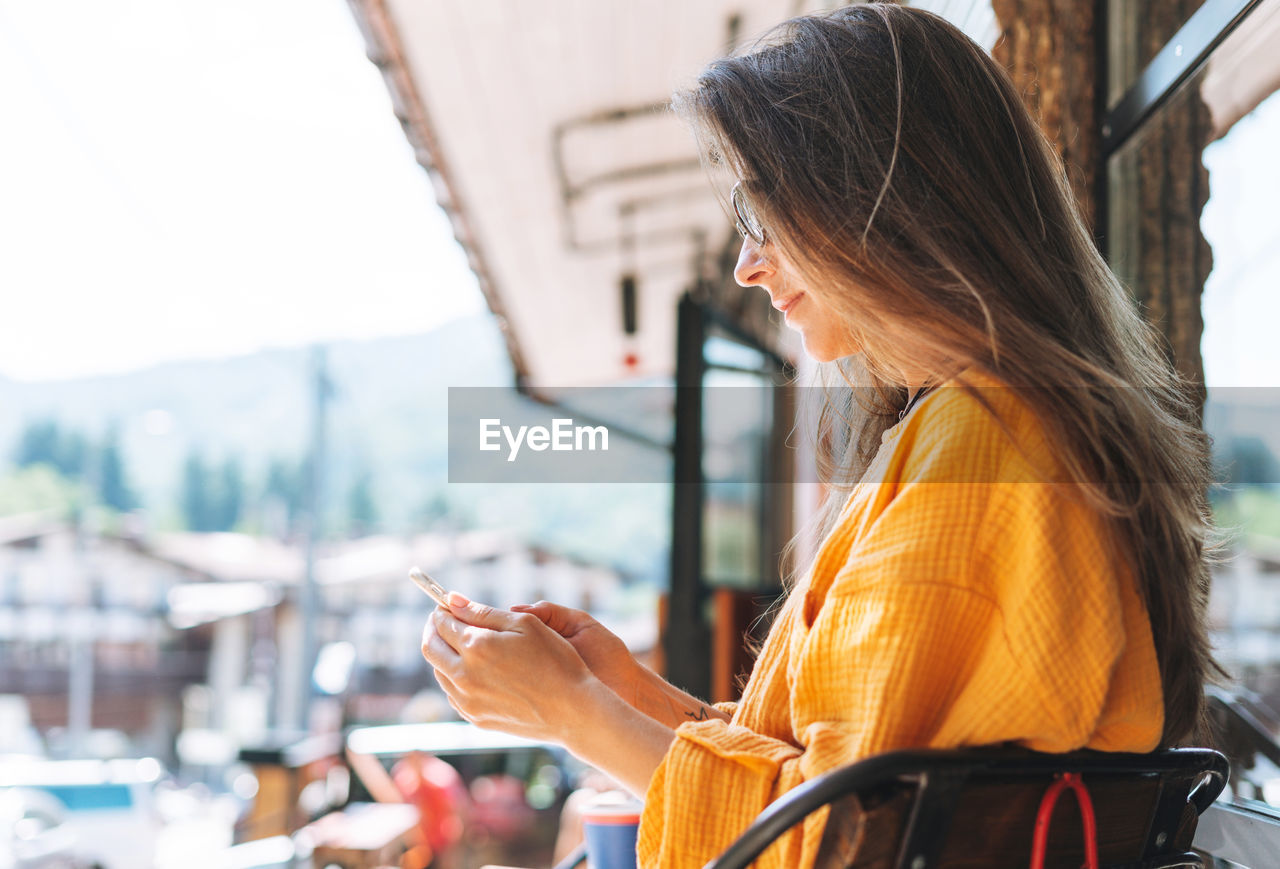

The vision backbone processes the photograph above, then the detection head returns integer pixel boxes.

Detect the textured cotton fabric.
[637,370,1164,868]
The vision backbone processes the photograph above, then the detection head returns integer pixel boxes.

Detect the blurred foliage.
[14,419,88,477]
[7,418,136,516]
[263,455,307,537]
[416,491,453,529]
[347,469,379,537]
[0,463,89,518]
[705,495,757,588]
[98,425,138,511]
[181,451,246,532]
[1212,485,1280,545]
[1215,435,1280,488]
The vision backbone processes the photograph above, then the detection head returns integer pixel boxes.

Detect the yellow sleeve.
[713,700,740,718]
[637,716,806,867]
[636,580,1001,867]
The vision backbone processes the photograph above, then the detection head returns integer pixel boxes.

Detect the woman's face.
[733,236,861,362]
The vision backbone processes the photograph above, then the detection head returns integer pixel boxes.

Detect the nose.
[733,237,774,288]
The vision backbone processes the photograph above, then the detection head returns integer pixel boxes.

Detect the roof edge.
[344,0,532,384]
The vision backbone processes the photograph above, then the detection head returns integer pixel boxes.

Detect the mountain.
[0,314,511,528]
[0,314,673,581]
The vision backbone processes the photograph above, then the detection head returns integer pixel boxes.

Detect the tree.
[1221,436,1280,488]
[0,465,86,518]
[97,425,137,512]
[215,457,245,531]
[263,456,306,537]
[14,420,73,472]
[181,451,247,532]
[57,431,88,478]
[14,420,58,468]
[14,420,135,512]
[417,491,453,528]
[182,451,213,532]
[347,470,378,537]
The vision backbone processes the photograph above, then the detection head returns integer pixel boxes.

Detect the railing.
[1197,688,1280,866]
[0,655,207,695]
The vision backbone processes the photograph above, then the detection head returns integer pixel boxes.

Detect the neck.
[896,357,967,391]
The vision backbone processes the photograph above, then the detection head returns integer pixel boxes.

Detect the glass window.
[1109,0,1280,815]
[704,333,767,371]
[1106,62,1214,379]
[701,365,770,589]
[699,323,790,593]
[1106,0,1211,107]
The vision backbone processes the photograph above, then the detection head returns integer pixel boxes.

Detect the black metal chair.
[704,746,1229,869]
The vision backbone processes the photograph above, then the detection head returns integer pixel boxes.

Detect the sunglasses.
[731,181,767,247]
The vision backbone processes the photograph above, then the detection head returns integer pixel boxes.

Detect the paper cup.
[582,796,642,869]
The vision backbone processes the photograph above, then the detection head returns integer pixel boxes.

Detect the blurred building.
[0,513,203,760]
[0,512,633,765]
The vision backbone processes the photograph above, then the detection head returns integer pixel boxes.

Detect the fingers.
[510,600,583,636]
[448,597,530,632]
[432,666,461,699]
[420,618,461,671]
[422,621,469,719]
[508,601,549,622]
[431,608,468,653]
[431,668,470,721]
[425,607,546,674]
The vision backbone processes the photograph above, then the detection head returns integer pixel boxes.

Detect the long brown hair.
[673,2,1223,746]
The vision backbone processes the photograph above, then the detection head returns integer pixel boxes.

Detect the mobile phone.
[409,566,451,607]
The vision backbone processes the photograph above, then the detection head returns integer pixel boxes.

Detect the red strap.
[1029,772,1099,869]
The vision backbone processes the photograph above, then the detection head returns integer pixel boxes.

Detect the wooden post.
[991,0,1212,393]
[991,0,1101,232]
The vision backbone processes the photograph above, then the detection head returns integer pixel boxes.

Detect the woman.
[420,4,1220,865]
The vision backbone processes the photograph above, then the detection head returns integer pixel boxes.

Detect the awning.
[344,1,998,389]
[344,0,839,388]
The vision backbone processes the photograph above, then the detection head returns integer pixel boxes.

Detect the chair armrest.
[704,747,1230,869]
[704,750,941,869]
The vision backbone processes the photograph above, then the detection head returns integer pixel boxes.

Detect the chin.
[805,348,840,364]
[799,336,849,364]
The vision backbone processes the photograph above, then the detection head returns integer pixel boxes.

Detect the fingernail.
[447,590,470,607]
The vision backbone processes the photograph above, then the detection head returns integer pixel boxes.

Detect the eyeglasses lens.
[732,184,765,246]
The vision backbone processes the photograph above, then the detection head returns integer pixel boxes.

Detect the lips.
[772,293,804,314]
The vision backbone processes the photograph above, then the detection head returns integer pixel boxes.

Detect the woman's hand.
[508,600,640,697]
[514,600,730,728]
[421,593,600,745]
[421,593,684,799]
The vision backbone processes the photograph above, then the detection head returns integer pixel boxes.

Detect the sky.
[0,0,486,382]
[1201,88,1280,389]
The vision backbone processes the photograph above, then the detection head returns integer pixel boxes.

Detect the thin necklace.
[898,384,935,422]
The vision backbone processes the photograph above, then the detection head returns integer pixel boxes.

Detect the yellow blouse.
[636,370,1164,867]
